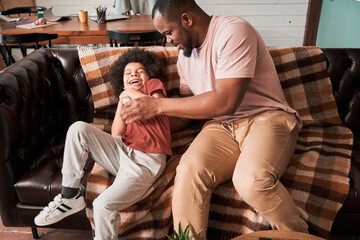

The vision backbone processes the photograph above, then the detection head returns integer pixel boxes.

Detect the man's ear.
[181,13,193,27]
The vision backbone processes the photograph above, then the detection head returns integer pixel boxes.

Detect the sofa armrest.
[0,50,52,225]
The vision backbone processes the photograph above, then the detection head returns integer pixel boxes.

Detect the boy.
[34,48,171,240]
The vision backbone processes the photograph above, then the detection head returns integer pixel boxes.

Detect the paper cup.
[78,10,88,23]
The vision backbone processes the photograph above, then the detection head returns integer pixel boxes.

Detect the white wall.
[36,0,309,47]
[36,0,115,16]
[197,0,308,47]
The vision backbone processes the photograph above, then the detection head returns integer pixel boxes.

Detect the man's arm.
[121,77,251,122]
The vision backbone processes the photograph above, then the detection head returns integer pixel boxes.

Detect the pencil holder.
[96,6,107,24]
[96,11,106,24]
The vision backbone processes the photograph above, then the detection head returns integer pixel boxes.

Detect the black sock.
[61,187,79,199]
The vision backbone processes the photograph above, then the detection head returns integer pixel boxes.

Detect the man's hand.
[121,96,160,123]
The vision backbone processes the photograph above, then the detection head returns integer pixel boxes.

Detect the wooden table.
[232,230,326,240]
[0,15,156,45]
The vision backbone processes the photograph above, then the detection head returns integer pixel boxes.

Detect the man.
[121,0,309,239]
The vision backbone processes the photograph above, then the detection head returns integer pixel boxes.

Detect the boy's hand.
[120,89,129,99]
[121,96,131,104]
[122,88,146,100]
[119,90,133,104]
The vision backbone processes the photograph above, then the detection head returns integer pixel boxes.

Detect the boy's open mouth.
[129,79,142,86]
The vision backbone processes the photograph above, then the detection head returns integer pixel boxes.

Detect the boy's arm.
[150,90,166,99]
[111,88,166,137]
[121,88,147,100]
[111,98,127,137]
[123,88,166,99]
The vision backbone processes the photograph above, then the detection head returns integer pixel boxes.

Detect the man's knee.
[175,152,213,187]
[232,167,277,202]
[173,154,214,203]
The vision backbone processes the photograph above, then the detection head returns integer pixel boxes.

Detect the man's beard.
[183,45,192,57]
[182,29,193,58]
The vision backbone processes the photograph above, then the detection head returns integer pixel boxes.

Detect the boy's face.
[123,62,150,90]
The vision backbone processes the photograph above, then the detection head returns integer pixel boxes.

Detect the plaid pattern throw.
[78,46,353,239]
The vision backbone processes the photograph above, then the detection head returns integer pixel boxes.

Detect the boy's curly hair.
[109,48,164,97]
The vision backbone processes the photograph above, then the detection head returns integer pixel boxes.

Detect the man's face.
[153,13,194,57]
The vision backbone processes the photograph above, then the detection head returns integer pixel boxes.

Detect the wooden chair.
[107,30,166,47]
[0,33,58,67]
[0,6,47,16]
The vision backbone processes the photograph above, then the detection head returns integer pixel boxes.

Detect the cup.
[80,23,89,31]
[37,11,44,19]
[78,10,88,23]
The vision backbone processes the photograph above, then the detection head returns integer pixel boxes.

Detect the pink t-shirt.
[122,78,172,155]
[177,15,302,128]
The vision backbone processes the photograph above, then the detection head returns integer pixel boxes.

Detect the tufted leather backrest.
[322,49,360,142]
[42,48,94,127]
[0,48,93,182]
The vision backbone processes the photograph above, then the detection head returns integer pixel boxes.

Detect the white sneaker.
[34,192,86,226]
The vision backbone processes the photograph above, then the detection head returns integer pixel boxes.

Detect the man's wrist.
[156,97,165,115]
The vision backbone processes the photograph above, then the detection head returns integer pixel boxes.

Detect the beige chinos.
[172,110,308,240]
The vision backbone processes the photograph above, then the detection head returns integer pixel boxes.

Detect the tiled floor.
[0,218,92,240]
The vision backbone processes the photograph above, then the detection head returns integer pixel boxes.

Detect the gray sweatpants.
[61,121,167,240]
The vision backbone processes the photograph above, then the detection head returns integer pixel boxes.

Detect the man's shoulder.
[212,15,248,26]
[211,15,258,42]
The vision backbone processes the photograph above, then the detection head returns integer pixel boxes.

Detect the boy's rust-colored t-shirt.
[122,78,172,155]
[177,15,301,128]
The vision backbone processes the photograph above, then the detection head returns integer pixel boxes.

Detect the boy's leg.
[62,121,124,189]
[232,110,308,233]
[172,120,240,240]
[35,121,124,226]
[93,150,166,240]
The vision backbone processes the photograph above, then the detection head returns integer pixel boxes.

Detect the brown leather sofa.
[0,48,359,239]
[322,49,360,236]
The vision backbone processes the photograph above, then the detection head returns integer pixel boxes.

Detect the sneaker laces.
[43,194,64,213]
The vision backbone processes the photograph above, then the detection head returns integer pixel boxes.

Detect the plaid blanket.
[78,46,353,239]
